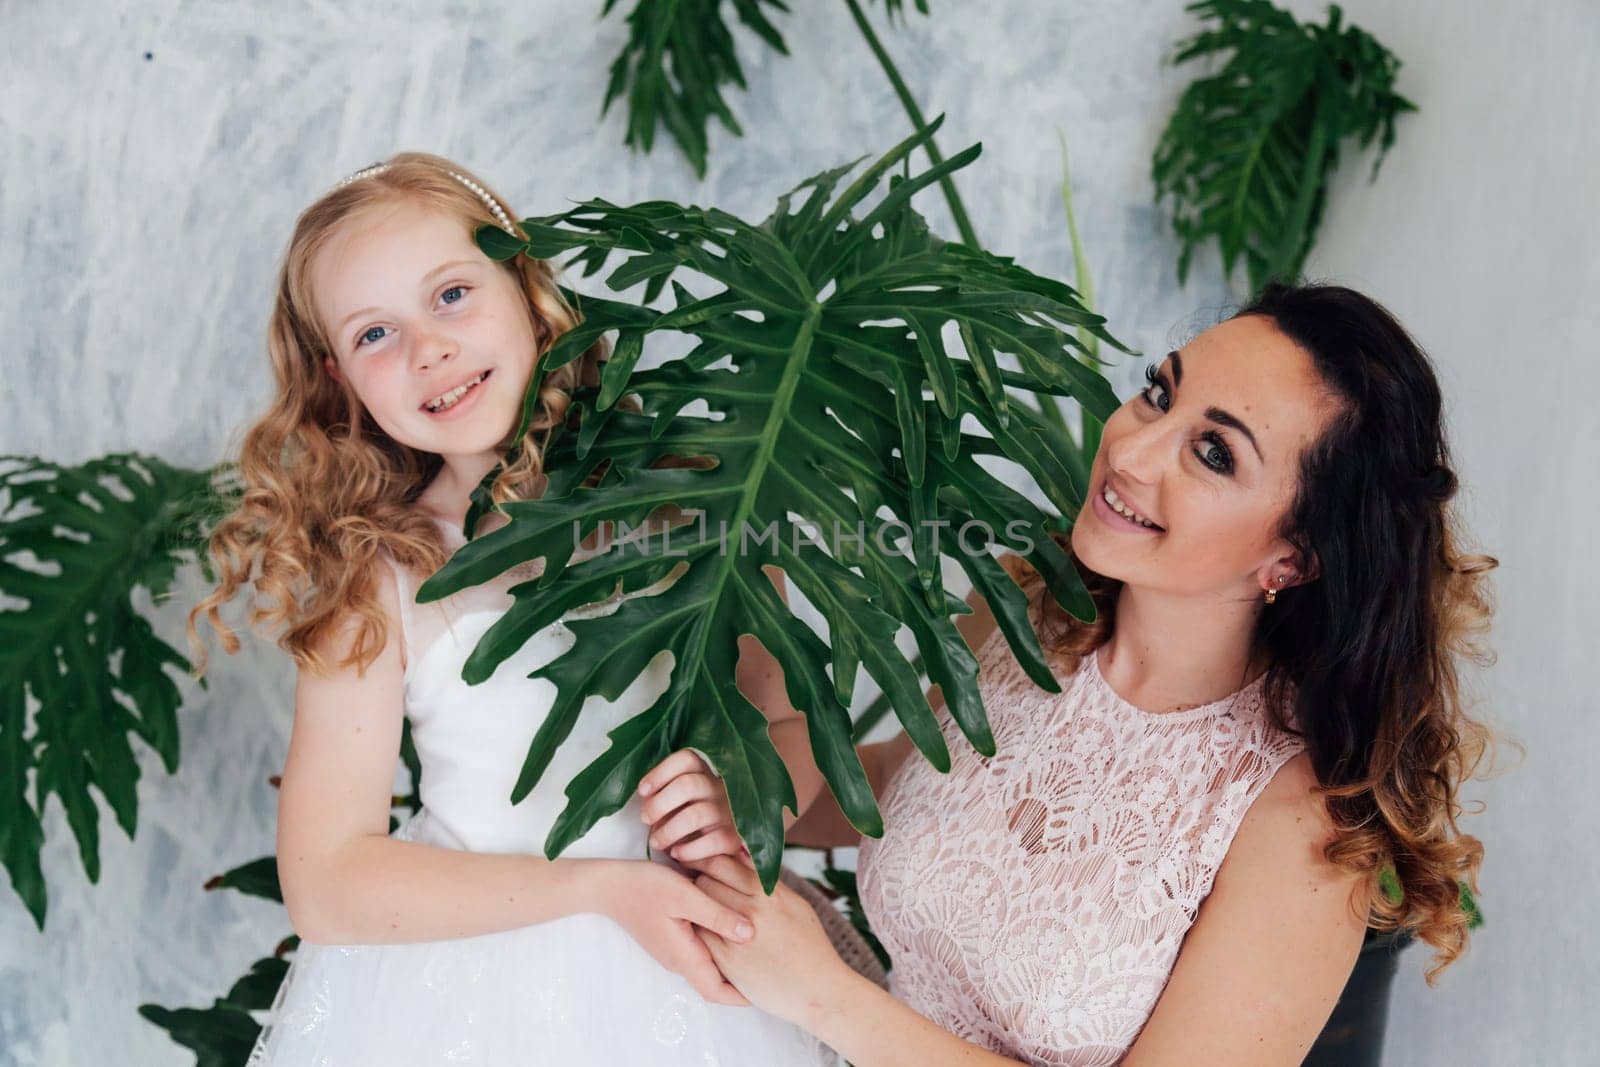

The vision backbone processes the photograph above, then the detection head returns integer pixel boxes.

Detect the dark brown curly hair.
[1017,282,1495,981]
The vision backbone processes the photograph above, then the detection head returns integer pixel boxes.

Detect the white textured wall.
[1278,2,1600,1064]
[1,1,1593,1063]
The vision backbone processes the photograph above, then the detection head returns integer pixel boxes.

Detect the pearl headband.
[335,162,519,236]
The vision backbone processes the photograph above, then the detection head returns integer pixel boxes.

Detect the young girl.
[680,284,1496,1066]
[190,152,838,1065]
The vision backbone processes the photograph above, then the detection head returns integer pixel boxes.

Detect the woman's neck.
[1097,583,1268,713]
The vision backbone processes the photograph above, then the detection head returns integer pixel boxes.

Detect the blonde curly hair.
[189,152,606,677]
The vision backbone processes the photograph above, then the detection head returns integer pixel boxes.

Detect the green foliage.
[600,0,931,178]
[1152,0,1415,290]
[0,453,234,928]
[419,121,1124,892]
[600,0,791,178]
[203,856,282,904]
[849,128,1111,742]
[1378,863,1484,931]
[814,856,890,971]
[137,956,289,1067]
[879,0,930,18]
[1460,879,1484,931]
[141,757,419,1064]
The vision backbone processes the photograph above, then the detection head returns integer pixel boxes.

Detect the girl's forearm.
[802,967,1023,1066]
[282,833,623,945]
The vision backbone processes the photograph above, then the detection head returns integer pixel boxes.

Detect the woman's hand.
[686,854,855,1025]
[593,858,755,1007]
[638,749,747,864]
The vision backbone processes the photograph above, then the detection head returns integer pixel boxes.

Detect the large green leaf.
[419,120,1126,892]
[0,453,232,928]
[1152,0,1415,290]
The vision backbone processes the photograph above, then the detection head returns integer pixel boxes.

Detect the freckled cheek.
[465,308,525,358]
[1185,511,1276,568]
[348,366,411,420]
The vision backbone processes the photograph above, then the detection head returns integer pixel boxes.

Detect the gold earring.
[1265,575,1290,605]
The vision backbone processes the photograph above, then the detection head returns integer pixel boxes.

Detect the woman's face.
[311,199,538,462]
[1071,314,1341,602]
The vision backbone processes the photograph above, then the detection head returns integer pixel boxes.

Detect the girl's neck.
[416,454,547,534]
[416,452,501,530]
[1097,582,1269,713]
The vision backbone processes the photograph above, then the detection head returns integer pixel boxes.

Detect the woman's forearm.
[785,733,905,848]
[784,777,865,848]
[281,833,622,945]
[769,717,828,832]
[802,967,1023,1066]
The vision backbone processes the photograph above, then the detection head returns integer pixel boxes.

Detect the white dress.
[248,516,838,1066]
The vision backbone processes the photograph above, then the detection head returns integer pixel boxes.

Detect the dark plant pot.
[1301,927,1415,1066]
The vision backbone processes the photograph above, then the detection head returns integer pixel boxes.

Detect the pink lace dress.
[857,626,1304,1066]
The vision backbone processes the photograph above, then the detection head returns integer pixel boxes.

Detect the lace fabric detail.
[857,624,1304,1067]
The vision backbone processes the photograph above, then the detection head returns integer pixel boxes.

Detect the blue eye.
[441,285,466,304]
[358,325,388,347]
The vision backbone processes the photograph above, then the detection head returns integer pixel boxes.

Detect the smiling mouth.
[1100,483,1164,531]
[422,369,491,413]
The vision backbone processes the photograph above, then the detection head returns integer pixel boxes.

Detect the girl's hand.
[594,859,755,1007]
[686,854,854,1025]
[638,749,747,864]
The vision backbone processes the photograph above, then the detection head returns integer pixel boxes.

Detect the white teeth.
[1103,486,1159,529]
[425,372,487,412]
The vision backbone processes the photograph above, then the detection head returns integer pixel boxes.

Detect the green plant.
[848,127,1112,741]
[138,952,293,1067]
[601,1,937,176]
[602,0,984,257]
[421,121,1124,892]
[1377,864,1484,932]
[1152,0,1415,291]
[810,851,890,971]
[600,0,791,179]
[0,454,234,927]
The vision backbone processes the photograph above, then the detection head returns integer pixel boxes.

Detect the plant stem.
[1057,129,1104,468]
[842,0,981,249]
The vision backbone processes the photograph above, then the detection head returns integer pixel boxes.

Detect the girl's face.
[1071,314,1341,602]
[312,200,538,463]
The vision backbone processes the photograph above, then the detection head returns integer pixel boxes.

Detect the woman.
[681,283,1495,1065]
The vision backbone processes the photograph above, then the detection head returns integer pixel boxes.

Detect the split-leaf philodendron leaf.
[0,454,232,927]
[1152,0,1414,291]
[600,0,930,179]
[418,119,1128,892]
[599,0,791,179]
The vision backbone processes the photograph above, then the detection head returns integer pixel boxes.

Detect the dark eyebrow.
[1167,351,1263,462]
